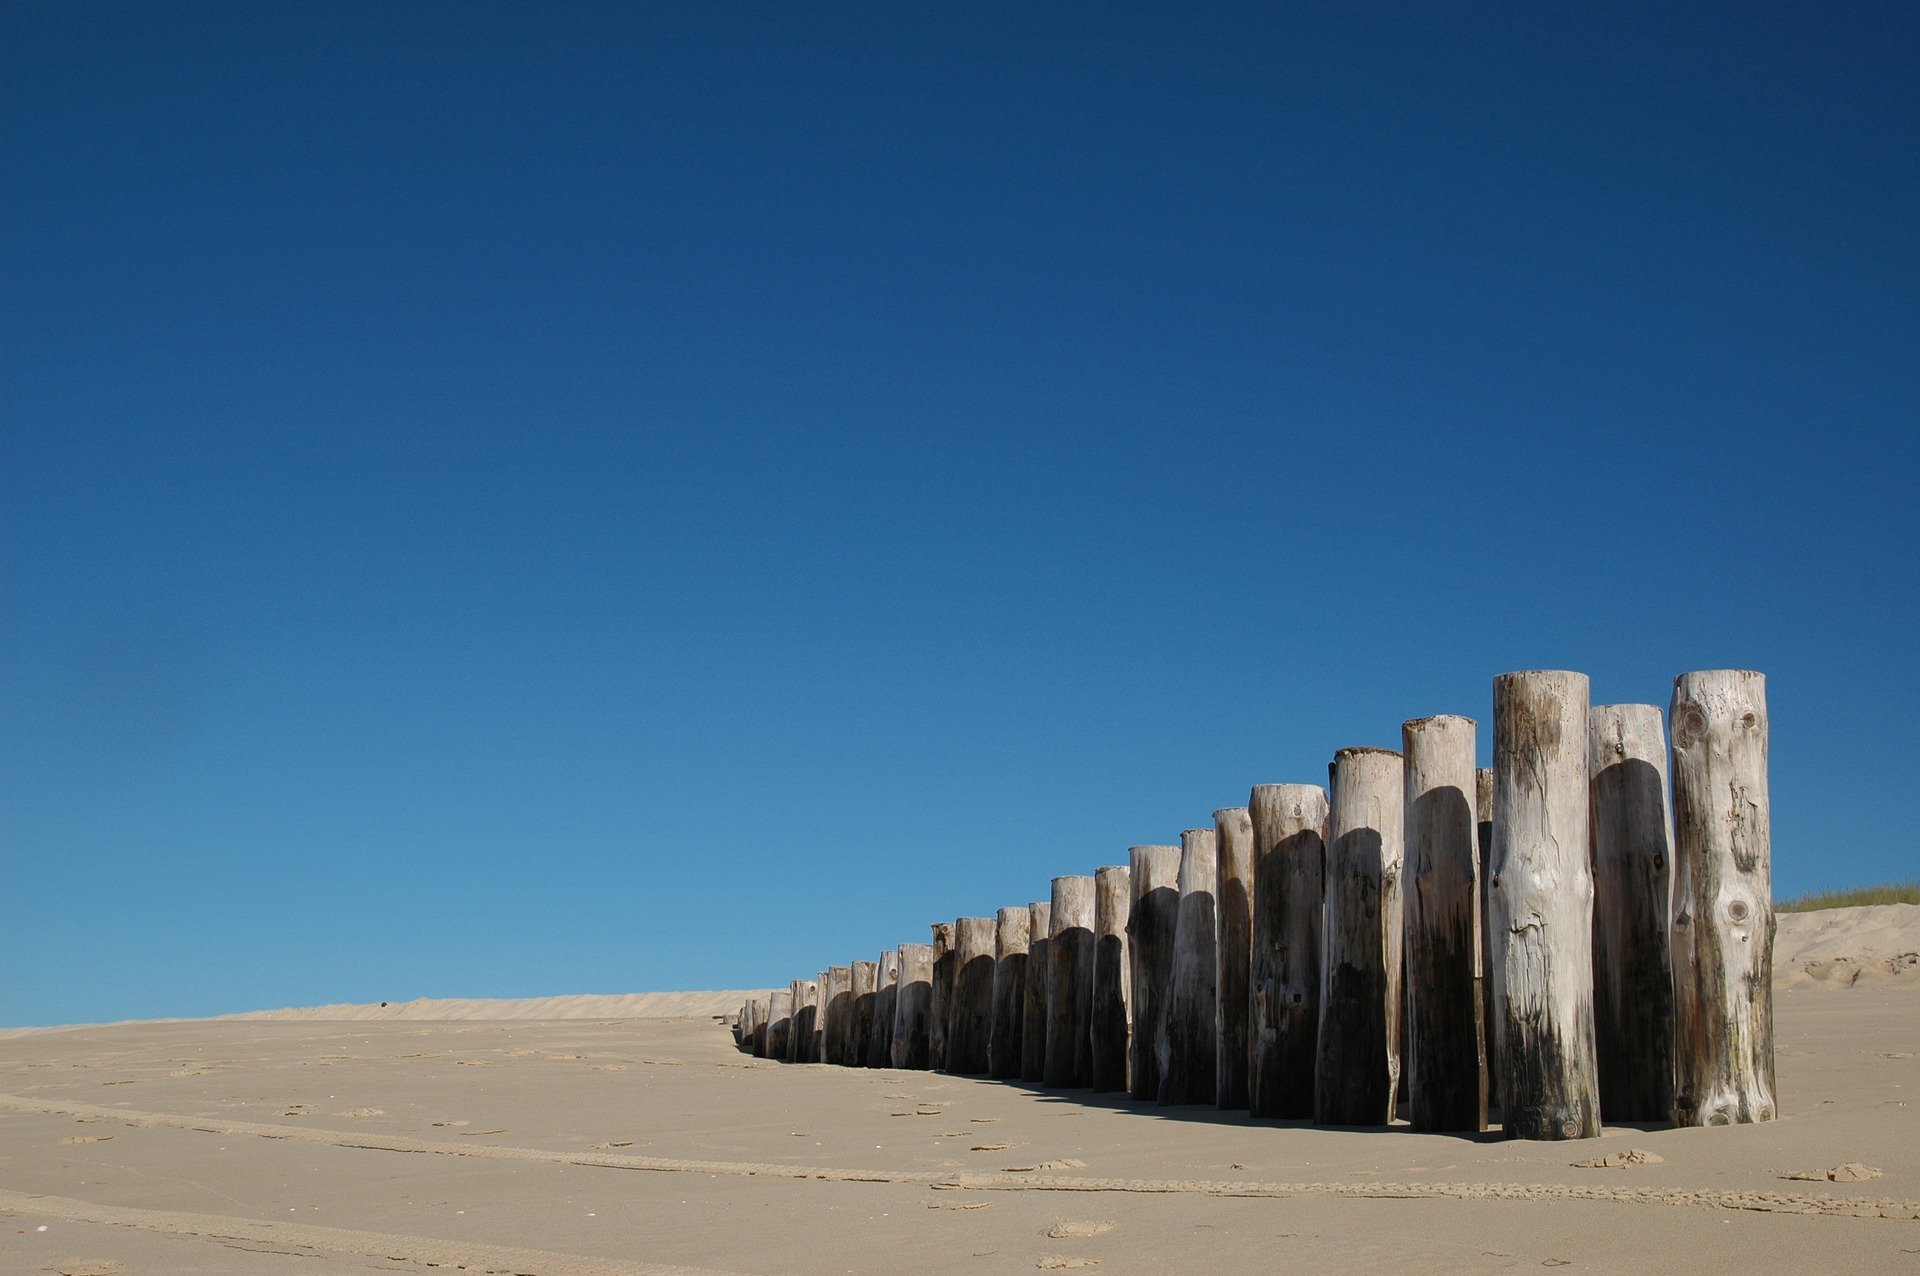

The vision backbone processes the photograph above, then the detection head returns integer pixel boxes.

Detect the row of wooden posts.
[733,669,1775,1138]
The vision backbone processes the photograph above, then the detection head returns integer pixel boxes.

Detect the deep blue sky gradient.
[4,2,1916,1026]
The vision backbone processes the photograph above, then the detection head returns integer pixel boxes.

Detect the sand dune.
[1776,903,1920,988]
[223,989,776,1024]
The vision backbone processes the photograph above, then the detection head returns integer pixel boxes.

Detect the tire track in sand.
[8,1092,1915,1223]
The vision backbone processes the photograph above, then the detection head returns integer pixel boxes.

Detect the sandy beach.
[2,906,1914,1274]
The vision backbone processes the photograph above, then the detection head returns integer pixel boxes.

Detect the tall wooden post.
[1475,766,1497,1108]
[928,922,956,1072]
[1588,704,1677,1121]
[1670,670,1774,1126]
[1316,747,1404,1125]
[849,961,878,1068]
[821,966,853,1066]
[1127,845,1181,1101]
[947,917,996,1075]
[1091,864,1132,1092]
[892,943,934,1069]
[1159,827,1219,1105]
[1020,902,1052,1082]
[1491,670,1600,1140]
[746,998,768,1056]
[766,988,792,1061]
[1045,875,1096,1088]
[870,949,900,1068]
[1403,715,1487,1132]
[813,970,831,1062]
[989,907,1029,1080]
[1215,806,1255,1110]
[1249,783,1326,1119]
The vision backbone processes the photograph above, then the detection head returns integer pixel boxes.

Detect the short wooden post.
[1490,670,1600,1140]
[1249,783,1326,1119]
[928,922,956,1071]
[1020,902,1052,1082]
[1159,827,1218,1105]
[1316,747,1404,1125]
[1475,766,1497,1108]
[946,917,996,1074]
[1215,806,1255,1110]
[766,988,792,1061]
[849,960,878,1069]
[820,966,852,1066]
[869,950,899,1068]
[1091,864,1132,1092]
[891,943,934,1069]
[1045,875,1096,1088]
[1588,704,1677,1121]
[1403,715,1487,1132]
[989,907,1030,1080]
[1670,670,1775,1126]
[788,978,813,1062]
[1127,845,1180,1101]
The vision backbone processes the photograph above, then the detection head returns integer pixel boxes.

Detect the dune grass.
[1777,883,1920,912]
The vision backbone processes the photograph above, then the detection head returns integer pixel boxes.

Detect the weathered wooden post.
[946,917,996,1075]
[813,970,831,1062]
[1316,747,1404,1125]
[788,978,814,1063]
[766,988,792,1061]
[1020,902,1052,1082]
[820,966,852,1066]
[1091,864,1132,1092]
[1490,670,1600,1140]
[1588,703,1677,1121]
[1403,715,1487,1132]
[752,996,771,1057]
[1475,765,1497,1107]
[892,943,934,1069]
[989,907,1030,1079]
[1127,844,1181,1101]
[1045,875,1096,1088]
[1215,806,1255,1110]
[849,960,878,1069]
[869,949,900,1068]
[1159,827,1218,1105]
[1670,670,1774,1127]
[928,922,956,1071]
[1249,783,1326,1119]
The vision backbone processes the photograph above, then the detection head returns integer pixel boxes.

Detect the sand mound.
[222,990,776,1024]
[1775,903,1920,988]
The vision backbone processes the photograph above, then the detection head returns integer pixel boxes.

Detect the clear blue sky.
[4,3,1915,1027]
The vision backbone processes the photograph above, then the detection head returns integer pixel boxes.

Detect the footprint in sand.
[1572,1149,1663,1168]
[431,1120,470,1128]
[333,1108,385,1118]
[59,1136,114,1146]
[1045,1221,1114,1238]
[1036,1258,1099,1270]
